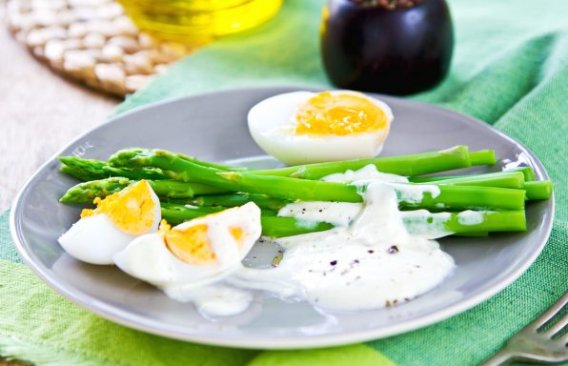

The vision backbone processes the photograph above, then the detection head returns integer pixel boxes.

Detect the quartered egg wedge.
[58,180,161,265]
[113,202,262,287]
[247,90,394,165]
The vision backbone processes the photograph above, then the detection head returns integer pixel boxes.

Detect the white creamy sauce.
[232,183,455,311]
[322,164,408,184]
[457,210,485,225]
[389,183,441,204]
[278,202,363,227]
[401,210,452,239]
[322,164,440,205]
[164,283,253,317]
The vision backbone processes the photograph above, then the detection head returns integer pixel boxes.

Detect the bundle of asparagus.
[58,145,553,238]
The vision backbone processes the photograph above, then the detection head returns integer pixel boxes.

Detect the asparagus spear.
[411,172,552,200]
[252,146,495,179]
[109,148,240,172]
[504,166,536,181]
[60,156,168,181]
[161,203,222,222]
[109,149,228,185]
[59,177,225,204]
[60,170,542,207]
[191,193,289,211]
[468,150,496,166]
[161,203,335,237]
[402,210,526,236]
[108,149,525,210]
[161,203,526,238]
[409,171,525,188]
[218,172,526,210]
[524,181,553,200]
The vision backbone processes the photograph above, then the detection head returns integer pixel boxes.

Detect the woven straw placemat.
[5,0,195,97]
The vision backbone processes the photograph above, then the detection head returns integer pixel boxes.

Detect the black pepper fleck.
[387,245,399,254]
[330,260,338,266]
[368,250,374,254]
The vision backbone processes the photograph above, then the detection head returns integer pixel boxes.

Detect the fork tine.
[525,293,568,330]
[544,313,568,337]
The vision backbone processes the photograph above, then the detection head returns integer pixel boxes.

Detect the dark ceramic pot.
[321,0,454,95]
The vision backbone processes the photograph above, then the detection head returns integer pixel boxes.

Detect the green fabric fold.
[2,0,567,364]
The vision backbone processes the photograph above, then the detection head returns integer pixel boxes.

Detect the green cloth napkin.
[2,0,567,364]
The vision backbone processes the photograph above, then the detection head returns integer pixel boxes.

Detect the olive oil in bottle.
[119,0,284,43]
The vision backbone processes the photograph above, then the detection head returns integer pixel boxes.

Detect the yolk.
[295,91,388,136]
[159,217,247,265]
[162,222,217,265]
[230,226,245,248]
[80,180,156,235]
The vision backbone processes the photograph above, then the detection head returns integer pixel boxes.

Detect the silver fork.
[480,292,568,365]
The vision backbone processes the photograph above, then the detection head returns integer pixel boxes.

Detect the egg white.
[247,91,394,165]
[58,183,161,265]
[113,202,262,287]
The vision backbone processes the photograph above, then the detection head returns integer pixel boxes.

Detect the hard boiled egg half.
[248,90,394,165]
[113,202,262,288]
[58,180,161,265]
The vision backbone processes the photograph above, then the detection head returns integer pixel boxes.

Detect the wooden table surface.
[0,5,117,212]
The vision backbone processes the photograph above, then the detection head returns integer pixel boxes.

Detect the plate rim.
[10,86,555,349]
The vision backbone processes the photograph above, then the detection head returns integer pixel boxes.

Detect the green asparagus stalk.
[161,203,222,223]
[409,171,525,188]
[411,172,552,200]
[161,203,526,238]
[252,146,495,179]
[504,166,536,181]
[109,149,229,185]
[218,172,526,210]
[525,181,553,200]
[468,150,497,166]
[191,193,289,211]
[402,210,527,236]
[60,177,131,203]
[400,184,525,210]
[161,203,335,237]
[109,148,240,172]
[59,177,225,204]
[108,149,525,210]
[60,156,168,181]
[260,216,335,238]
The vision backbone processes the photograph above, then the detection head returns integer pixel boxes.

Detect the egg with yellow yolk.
[113,202,262,287]
[58,180,161,265]
[247,90,393,165]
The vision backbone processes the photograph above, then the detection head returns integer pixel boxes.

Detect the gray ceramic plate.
[11,86,554,349]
